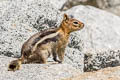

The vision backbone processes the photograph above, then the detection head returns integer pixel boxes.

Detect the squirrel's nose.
[82,23,84,27]
[80,23,84,28]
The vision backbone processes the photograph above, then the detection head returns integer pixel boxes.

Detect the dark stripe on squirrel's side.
[37,34,60,47]
[32,29,57,46]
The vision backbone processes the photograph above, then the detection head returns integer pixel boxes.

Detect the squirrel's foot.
[53,58,62,63]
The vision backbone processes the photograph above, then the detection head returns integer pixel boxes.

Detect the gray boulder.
[84,49,120,71]
[0,55,81,80]
[0,0,62,57]
[65,5,120,71]
[64,47,84,72]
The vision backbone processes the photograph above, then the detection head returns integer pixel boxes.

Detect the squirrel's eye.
[73,21,78,25]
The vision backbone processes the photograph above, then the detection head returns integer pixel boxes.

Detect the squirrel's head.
[61,13,84,33]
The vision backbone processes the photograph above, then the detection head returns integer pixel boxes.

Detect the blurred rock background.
[61,0,120,16]
[0,0,120,80]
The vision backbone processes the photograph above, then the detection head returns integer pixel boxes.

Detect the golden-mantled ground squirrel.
[8,14,84,71]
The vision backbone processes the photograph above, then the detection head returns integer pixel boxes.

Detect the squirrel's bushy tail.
[8,58,23,71]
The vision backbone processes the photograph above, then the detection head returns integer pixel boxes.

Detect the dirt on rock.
[64,66,120,80]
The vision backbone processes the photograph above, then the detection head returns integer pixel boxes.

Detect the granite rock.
[0,55,81,80]
[65,5,120,71]
[0,0,62,57]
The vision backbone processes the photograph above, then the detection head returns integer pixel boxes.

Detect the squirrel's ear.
[63,13,69,21]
